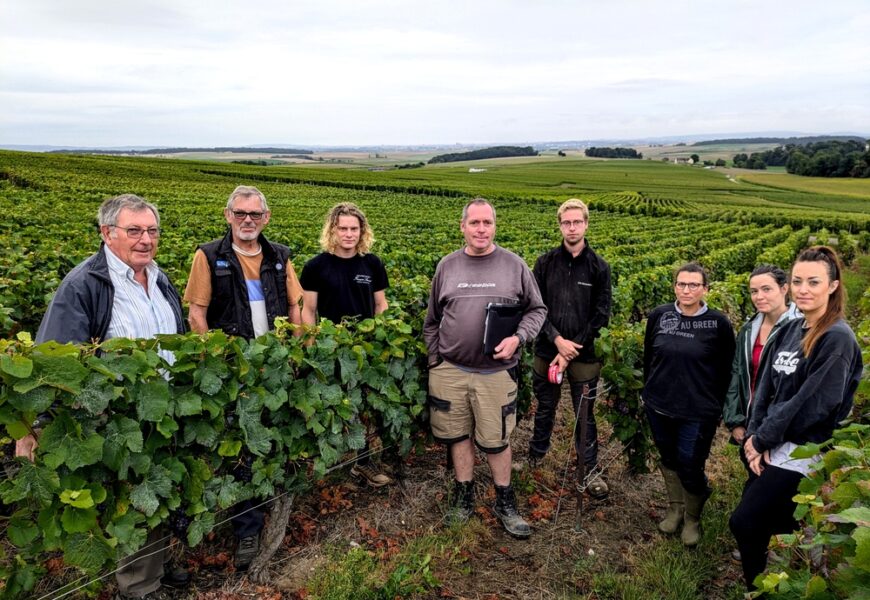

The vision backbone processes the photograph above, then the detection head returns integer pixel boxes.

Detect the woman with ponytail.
[729,246,863,589]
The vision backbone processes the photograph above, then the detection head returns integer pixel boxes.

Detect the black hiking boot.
[493,484,531,538]
[444,480,475,527]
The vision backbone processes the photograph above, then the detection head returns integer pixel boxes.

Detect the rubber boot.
[658,466,684,534]
[681,490,708,547]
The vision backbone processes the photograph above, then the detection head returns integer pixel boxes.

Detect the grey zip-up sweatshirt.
[424,246,547,371]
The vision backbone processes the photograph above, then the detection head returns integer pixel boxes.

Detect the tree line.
[585,147,643,159]
[428,146,538,164]
[732,139,870,177]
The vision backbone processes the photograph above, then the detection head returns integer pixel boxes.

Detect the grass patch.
[586,444,747,600]
[304,524,486,600]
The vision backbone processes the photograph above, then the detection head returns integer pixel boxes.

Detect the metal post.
[575,383,590,531]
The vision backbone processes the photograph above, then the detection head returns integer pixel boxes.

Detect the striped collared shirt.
[104,245,177,364]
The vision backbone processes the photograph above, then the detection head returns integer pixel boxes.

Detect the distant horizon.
[3,130,869,154]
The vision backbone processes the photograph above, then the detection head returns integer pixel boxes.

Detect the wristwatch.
[516,332,526,345]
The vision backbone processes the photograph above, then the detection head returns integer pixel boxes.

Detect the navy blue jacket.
[35,245,186,344]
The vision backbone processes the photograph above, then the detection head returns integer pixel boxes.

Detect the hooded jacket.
[723,303,801,430]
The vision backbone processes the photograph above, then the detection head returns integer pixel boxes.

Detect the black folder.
[483,302,523,355]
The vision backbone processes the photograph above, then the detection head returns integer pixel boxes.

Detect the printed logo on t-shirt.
[457,282,496,288]
[772,351,800,375]
[354,274,372,285]
[658,311,720,339]
[659,312,680,333]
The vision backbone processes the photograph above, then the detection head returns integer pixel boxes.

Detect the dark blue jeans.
[645,406,717,496]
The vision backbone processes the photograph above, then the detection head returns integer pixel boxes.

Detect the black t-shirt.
[299,252,389,323]
[642,303,736,421]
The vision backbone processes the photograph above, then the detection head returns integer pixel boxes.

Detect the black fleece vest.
[198,230,290,340]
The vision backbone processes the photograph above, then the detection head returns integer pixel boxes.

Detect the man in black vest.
[184,185,302,569]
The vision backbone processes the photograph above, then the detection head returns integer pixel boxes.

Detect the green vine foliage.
[594,324,652,474]
[750,423,870,599]
[0,310,427,598]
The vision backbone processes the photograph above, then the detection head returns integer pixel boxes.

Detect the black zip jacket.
[533,242,611,363]
[748,318,862,453]
[198,229,290,340]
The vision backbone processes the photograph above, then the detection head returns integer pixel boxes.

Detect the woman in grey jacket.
[724,265,800,456]
[729,247,862,590]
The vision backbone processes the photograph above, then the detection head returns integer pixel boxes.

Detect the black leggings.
[729,463,803,588]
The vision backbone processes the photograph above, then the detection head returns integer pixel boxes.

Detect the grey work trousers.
[116,527,166,597]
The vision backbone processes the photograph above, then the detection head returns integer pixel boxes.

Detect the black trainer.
[443,480,475,527]
[493,485,531,538]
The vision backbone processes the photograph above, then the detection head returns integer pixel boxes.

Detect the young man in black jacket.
[529,199,612,498]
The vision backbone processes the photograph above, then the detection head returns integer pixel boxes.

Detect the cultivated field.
[0,150,867,599]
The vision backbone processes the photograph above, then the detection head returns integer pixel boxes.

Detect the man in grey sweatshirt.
[424,198,546,538]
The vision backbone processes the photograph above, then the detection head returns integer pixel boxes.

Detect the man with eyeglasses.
[32,194,188,599]
[183,185,302,569]
[528,199,612,500]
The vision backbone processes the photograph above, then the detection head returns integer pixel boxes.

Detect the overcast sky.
[2,0,869,147]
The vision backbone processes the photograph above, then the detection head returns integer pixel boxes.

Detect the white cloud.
[1,0,868,145]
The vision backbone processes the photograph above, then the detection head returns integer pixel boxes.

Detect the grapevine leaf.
[174,390,203,416]
[850,526,870,570]
[103,416,144,470]
[199,370,222,396]
[6,385,55,414]
[61,506,98,533]
[30,354,89,394]
[130,465,173,516]
[828,507,870,527]
[59,488,94,508]
[64,531,113,572]
[106,511,147,557]
[345,423,366,450]
[184,420,218,447]
[160,457,187,483]
[94,354,143,382]
[38,506,63,550]
[39,414,104,470]
[187,512,215,547]
[264,387,287,411]
[8,515,39,546]
[218,440,242,457]
[77,373,121,415]
[135,379,170,422]
[317,437,339,466]
[217,477,243,508]
[156,415,179,438]
[0,461,59,504]
[0,354,33,378]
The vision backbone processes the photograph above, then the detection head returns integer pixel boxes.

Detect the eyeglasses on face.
[559,219,586,228]
[112,226,161,239]
[231,210,266,221]
[675,282,704,291]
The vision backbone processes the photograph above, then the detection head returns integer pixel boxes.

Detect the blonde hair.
[557,199,589,221]
[319,202,374,255]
